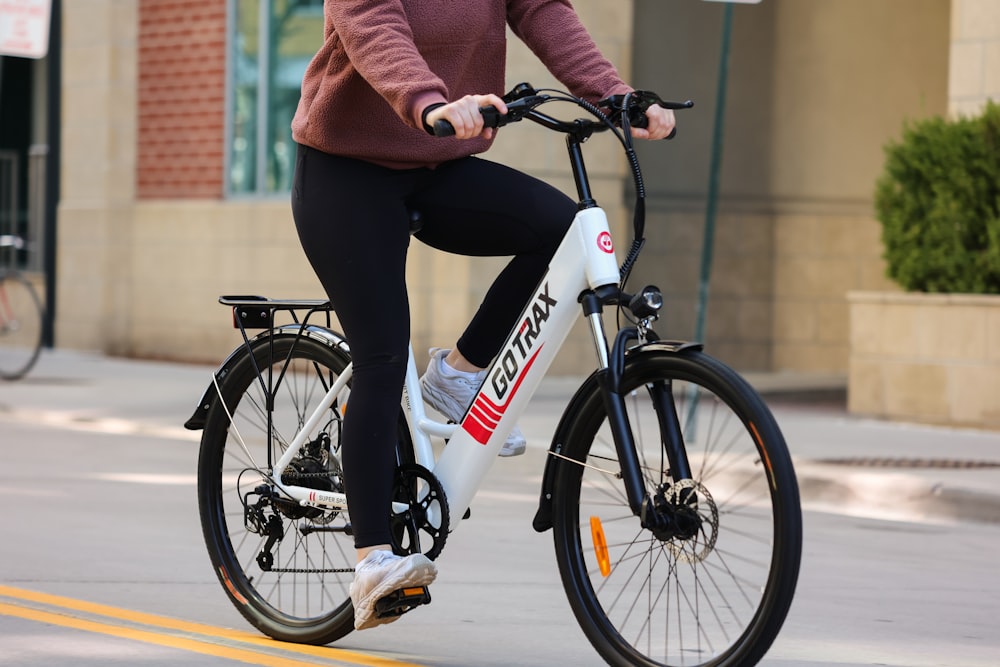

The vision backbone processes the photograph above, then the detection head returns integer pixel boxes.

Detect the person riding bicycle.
[290,0,675,631]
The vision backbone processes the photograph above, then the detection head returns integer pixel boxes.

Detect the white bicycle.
[186,84,802,667]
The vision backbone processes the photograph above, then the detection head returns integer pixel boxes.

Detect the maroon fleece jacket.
[291,0,631,169]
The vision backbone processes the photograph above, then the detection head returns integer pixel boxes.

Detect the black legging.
[291,146,575,548]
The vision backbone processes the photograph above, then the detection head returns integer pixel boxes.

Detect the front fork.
[581,288,694,524]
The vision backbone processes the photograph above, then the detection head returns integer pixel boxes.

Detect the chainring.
[389,463,450,561]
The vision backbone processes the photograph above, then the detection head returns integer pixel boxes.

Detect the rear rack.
[219,295,333,331]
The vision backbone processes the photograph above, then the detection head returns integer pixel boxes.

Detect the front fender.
[182,325,349,430]
[531,339,702,532]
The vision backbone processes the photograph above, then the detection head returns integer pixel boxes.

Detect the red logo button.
[597,231,614,254]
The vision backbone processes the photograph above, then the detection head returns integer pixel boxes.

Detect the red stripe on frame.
[472,398,502,421]
[470,403,499,428]
[465,414,492,445]
[461,346,544,445]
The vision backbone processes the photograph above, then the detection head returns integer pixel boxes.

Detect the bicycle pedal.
[374,586,432,619]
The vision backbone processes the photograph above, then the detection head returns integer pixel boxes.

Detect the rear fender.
[183,325,349,430]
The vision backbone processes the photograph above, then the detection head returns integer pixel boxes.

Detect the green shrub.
[874,100,1000,293]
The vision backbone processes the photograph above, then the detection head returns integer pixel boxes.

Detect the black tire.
[551,349,801,667]
[0,272,43,381]
[197,333,414,644]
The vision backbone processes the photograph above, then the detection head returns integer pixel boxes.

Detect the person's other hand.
[631,105,675,141]
[426,94,508,140]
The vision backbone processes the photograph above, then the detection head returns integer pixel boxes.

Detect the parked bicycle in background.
[0,234,44,380]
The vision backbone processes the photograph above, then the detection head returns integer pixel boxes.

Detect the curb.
[796,462,1000,525]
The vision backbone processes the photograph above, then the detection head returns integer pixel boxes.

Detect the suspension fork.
[581,290,694,518]
[642,360,694,484]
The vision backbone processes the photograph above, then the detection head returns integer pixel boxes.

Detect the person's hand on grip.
[425,94,508,140]
[631,105,675,141]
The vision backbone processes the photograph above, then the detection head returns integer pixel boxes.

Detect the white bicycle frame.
[261,205,621,525]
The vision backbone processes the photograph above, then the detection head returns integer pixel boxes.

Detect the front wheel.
[551,349,801,667]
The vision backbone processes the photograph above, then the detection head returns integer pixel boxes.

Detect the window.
[228,0,324,195]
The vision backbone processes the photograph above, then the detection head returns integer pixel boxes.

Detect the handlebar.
[431,83,692,138]
[429,83,694,311]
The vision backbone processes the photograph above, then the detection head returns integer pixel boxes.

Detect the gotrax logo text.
[462,283,556,444]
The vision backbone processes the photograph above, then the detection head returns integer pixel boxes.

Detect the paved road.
[1,350,999,666]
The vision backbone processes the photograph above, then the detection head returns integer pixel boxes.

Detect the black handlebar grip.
[432,106,503,137]
[433,119,456,137]
[480,106,502,128]
[627,114,678,140]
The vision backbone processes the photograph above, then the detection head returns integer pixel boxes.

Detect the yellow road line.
[0,602,328,667]
[0,586,425,667]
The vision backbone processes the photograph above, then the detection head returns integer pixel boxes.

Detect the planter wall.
[848,291,1000,429]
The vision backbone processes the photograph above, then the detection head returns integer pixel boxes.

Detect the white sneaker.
[350,550,437,631]
[419,348,527,457]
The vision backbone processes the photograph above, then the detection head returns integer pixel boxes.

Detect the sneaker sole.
[499,442,527,457]
[352,557,437,631]
[420,380,466,424]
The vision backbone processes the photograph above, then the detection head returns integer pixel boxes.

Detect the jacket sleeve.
[328,1,450,128]
[507,0,632,104]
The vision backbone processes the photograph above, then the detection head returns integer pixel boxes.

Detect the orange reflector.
[590,516,611,577]
[218,566,248,605]
[401,587,426,596]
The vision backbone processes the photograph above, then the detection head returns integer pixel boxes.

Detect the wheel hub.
[641,479,719,563]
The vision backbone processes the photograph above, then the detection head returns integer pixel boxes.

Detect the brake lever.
[477,81,545,129]
[600,92,693,138]
[479,94,548,129]
[503,82,538,104]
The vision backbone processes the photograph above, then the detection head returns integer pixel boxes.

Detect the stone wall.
[57,0,139,354]
[55,1,992,385]
[845,1,1000,428]
[632,0,949,373]
[54,0,635,373]
[848,292,1000,429]
[948,0,1000,116]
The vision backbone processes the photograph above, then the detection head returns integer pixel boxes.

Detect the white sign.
[0,0,52,59]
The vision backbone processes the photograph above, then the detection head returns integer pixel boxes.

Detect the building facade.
[2,0,998,375]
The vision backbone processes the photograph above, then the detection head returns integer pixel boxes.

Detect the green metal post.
[687,3,734,436]
[694,2,734,347]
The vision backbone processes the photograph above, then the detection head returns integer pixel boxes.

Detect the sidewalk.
[2,348,998,524]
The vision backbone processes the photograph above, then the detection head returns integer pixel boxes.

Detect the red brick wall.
[137,0,227,199]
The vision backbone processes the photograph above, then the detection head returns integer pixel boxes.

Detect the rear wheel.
[551,349,801,666]
[197,333,414,644]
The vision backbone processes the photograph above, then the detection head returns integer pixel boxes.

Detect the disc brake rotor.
[665,479,719,564]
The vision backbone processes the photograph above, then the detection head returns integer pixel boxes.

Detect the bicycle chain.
[264,566,355,574]
[281,471,335,479]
